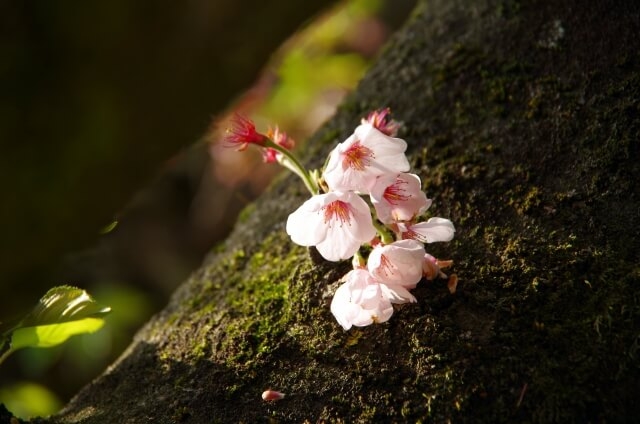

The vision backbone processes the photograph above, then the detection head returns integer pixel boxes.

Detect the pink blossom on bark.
[367,239,426,288]
[286,191,376,261]
[370,173,431,224]
[323,123,410,193]
[330,269,394,330]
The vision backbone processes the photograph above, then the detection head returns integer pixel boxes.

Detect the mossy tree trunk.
[36,0,640,422]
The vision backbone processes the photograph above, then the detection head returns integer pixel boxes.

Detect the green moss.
[236,203,256,224]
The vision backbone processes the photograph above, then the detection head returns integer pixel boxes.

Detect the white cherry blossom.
[323,123,410,193]
[370,173,431,224]
[367,239,426,288]
[330,269,393,330]
[286,191,376,262]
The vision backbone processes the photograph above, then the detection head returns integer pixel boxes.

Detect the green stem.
[266,141,319,195]
[373,219,394,244]
[369,204,394,244]
[0,348,13,367]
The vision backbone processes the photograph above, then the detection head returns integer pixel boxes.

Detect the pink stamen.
[364,108,400,136]
[342,141,374,171]
[383,178,411,205]
[323,200,351,226]
[401,227,422,242]
[379,254,395,277]
[223,113,267,151]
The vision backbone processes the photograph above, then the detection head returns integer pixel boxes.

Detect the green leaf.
[0,286,111,365]
[18,285,111,328]
[10,317,106,350]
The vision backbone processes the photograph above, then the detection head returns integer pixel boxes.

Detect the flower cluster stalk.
[264,139,319,195]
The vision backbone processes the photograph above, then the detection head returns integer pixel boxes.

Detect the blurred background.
[0,0,415,418]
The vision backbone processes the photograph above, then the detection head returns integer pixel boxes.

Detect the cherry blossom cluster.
[224,109,455,330]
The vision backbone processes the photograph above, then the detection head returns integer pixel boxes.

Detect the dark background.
[0,0,416,416]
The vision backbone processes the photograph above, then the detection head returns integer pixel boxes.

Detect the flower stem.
[369,206,394,244]
[266,140,319,195]
[373,220,394,244]
[0,348,13,367]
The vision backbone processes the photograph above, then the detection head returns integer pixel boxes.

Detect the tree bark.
[30,0,640,422]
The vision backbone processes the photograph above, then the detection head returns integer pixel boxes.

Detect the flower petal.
[380,283,417,304]
[367,239,425,286]
[330,269,394,329]
[286,197,327,246]
[371,173,431,224]
[287,192,375,262]
[410,217,455,243]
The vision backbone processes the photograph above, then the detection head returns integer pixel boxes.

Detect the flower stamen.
[323,200,351,226]
[363,108,400,136]
[223,114,267,151]
[379,254,395,277]
[342,141,374,171]
[383,178,411,205]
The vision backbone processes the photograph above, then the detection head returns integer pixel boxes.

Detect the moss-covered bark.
[27,0,640,422]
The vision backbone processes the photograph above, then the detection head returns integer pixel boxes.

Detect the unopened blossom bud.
[262,390,285,401]
[262,148,279,163]
[422,253,441,280]
[267,126,295,150]
[262,126,295,163]
[447,274,458,294]
[423,254,453,280]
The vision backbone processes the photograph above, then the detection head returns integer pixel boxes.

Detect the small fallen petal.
[447,274,458,294]
[262,390,285,401]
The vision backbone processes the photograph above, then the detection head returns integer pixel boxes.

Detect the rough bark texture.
[26,0,640,422]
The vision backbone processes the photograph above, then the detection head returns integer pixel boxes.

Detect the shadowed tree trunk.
[18,0,639,422]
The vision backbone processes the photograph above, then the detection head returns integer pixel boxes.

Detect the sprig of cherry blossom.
[224,109,455,330]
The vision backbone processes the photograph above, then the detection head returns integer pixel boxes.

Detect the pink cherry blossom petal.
[367,239,425,287]
[286,191,375,262]
[400,218,455,243]
[323,123,410,193]
[371,173,431,224]
[380,283,417,304]
[330,269,394,330]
